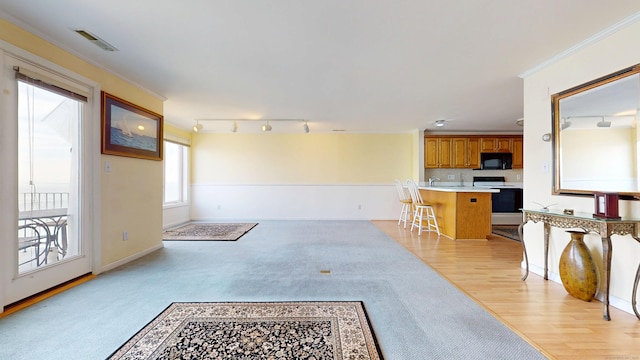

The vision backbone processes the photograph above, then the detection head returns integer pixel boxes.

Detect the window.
[163,140,189,205]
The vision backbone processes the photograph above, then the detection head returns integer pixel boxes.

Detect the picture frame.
[101,92,163,160]
[593,192,621,219]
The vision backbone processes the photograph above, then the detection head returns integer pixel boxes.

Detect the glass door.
[17,80,81,273]
[2,54,94,306]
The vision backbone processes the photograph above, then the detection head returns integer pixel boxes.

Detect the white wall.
[522,19,640,315]
[191,184,399,220]
[163,204,190,228]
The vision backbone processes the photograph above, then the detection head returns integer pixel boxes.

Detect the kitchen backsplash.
[424,168,523,186]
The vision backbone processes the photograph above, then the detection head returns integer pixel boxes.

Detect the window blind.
[14,66,88,102]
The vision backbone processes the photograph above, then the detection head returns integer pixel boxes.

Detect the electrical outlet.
[447,174,455,180]
[123,231,128,241]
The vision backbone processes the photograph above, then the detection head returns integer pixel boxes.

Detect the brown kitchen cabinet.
[425,135,522,169]
[480,137,512,152]
[425,137,452,168]
[452,137,480,168]
[511,137,523,168]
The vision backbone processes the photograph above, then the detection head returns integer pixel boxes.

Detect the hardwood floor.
[373,220,640,360]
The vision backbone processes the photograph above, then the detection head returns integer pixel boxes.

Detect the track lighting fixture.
[596,117,611,128]
[192,118,309,133]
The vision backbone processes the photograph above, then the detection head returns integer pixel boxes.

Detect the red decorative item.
[593,192,620,219]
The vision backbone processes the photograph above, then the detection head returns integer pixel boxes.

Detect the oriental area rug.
[162,223,257,241]
[108,301,383,360]
[492,225,520,241]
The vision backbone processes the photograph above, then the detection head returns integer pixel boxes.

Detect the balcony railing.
[19,192,69,212]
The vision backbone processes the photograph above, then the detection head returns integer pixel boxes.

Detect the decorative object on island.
[593,192,620,219]
[563,209,574,215]
[558,230,599,302]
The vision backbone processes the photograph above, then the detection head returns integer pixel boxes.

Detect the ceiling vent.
[74,29,118,51]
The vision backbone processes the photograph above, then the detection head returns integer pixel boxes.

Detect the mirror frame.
[552,63,640,197]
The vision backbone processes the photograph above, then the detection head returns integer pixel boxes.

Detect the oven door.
[491,188,523,213]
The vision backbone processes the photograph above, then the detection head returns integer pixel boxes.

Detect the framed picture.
[593,192,621,219]
[101,92,163,160]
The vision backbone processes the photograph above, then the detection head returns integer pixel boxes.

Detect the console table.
[518,209,640,321]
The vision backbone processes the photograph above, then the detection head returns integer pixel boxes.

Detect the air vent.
[74,29,118,52]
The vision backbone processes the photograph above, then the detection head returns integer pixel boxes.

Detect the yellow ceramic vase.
[558,230,599,302]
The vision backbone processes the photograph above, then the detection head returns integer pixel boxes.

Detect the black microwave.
[480,153,512,170]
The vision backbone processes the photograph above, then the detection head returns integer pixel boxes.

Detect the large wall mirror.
[552,64,640,197]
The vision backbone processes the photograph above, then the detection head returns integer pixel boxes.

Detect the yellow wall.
[165,123,192,141]
[1,19,164,267]
[192,133,414,184]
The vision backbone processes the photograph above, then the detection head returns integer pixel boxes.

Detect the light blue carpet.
[0,221,546,359]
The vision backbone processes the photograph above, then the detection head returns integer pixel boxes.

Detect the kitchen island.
[418,186,498,240]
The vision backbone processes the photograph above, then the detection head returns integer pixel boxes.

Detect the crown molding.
[519,11,640,79]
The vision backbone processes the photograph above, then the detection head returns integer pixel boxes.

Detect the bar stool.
[394,179,412,228]
[406,179,440,236]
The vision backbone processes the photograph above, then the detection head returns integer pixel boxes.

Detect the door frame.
[0,40,102,312]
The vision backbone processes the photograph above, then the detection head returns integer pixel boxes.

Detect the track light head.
[596,118,611,128]
[232,121,238,132]
[262,121,272,132]
[193,123,203,132]
[303,121,309,133]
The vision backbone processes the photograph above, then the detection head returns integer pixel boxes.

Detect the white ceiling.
[1,1,640,133]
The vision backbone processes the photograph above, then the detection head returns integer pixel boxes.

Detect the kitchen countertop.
[419,186,500,193]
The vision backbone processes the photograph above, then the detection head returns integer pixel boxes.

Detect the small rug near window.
[492,225,520,241]
[107,301,383,360]
[162,223,257,241]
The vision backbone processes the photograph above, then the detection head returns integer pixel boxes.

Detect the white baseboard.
[97,244,164,274]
